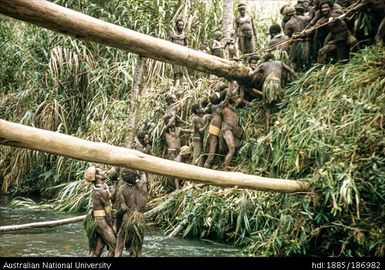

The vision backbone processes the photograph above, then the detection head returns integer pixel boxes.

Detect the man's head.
[294,4,305,15]
[120,168,140,185]
[137,131,150,146]
[320,0,332,16]
[238,3,246,16]
[248,54,261,65]
[269,24,282,38]
[84,166,96,182]
[283,6,296,17]
[176,19,184,32]
[95,167,107,183]
[165,94,177,104]
[191,103,202,115]
[209,91,223,105]
[107,166,120,182]
[213,31,223,40]
[263,53,275,62]
[180,145,191,158]
[280,4,291,15]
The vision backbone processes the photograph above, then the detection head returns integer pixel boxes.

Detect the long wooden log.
[0,0,250,83]
[0,119,310,193]
[0,198,170,233]
[0,215,86,233]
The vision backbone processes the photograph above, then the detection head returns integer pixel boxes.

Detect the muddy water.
[0,196,244,257]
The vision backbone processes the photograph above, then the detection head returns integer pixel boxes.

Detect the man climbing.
[191,103,211,166]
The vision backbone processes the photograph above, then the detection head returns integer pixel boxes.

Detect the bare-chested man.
[170,19,188,86]
[218,84,243,169]
[235,3,257,55]
[191,103,211,166]
[316,1,353,63]
[250,55,296,131]
[284,5,310,71]
[163,94,180,132]
[163,116,191,160]
[84,166,116,257]
[268,24,290,53]
[114,168,147,257]
[203,89,227,168]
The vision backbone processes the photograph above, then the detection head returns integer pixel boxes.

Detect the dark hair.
[191,104,201,114]
[248,54,261,63]
[269,24,282,35]
[165,94,176,104]
[176,19,184,25]
[209,92,223,105]
[263,53,275,62]
[120,168,140,184]
[294,4,305,12]
[137,131,148,142]
[319,0,333,8]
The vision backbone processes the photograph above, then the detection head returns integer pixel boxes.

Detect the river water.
[0,196,244,257]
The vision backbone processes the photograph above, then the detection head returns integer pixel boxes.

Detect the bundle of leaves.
[152,47,385,256]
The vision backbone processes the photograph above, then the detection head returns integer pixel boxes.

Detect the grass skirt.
[83,209,97,253]
[121,210,145,256]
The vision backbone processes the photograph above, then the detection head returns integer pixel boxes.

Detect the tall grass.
[0,0,222,195]
[152,48,385,256]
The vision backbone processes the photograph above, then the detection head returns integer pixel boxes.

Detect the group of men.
[83,131,152,257]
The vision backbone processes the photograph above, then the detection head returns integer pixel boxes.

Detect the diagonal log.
[0,119,310,193]
[0,197,170,233]
[0,0,250,84]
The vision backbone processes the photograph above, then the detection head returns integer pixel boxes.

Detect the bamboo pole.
[0,0,250,83]
[0,119,310,193]
[0,200,167,233]
[0,215,86,233]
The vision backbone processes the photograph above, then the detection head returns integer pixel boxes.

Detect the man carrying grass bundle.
[84,166,116,257]
[250,54,296,132]
[114,168,147,257]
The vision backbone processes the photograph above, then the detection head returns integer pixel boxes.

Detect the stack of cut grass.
[152,47,385,256]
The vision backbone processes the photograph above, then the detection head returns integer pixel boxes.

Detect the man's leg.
[92,236,105,257]
[114,229,125,257]
[96,219,116,257]
[204,134,218,168]
[222,129,235,168]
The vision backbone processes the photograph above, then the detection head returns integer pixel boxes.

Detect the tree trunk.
[0,0,250,84]
[0,197,171,233]
[0,119,310,193]
[222,0,234,39]
[0,215,86,233]
[126,55,145,147]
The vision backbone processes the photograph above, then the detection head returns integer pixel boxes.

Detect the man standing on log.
[235,3,257,56]
[170,19,188,86]
[114,168,146,257]
[84,166,116,257]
